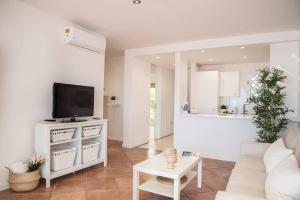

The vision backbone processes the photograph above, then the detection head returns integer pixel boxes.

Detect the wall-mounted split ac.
[64,26,106,53]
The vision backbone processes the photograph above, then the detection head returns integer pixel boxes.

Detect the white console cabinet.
[34,119,107,187]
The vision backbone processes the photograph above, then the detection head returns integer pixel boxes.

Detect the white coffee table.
[133,153,202,200]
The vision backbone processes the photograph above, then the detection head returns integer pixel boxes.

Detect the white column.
[123,55,151,148]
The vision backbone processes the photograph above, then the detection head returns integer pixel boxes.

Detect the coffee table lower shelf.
[138,171,197,198]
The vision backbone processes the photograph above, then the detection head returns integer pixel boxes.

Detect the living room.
[0,0,300,200]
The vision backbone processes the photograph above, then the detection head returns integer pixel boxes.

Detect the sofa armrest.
[240,141,270,157]
[215,191,266,200]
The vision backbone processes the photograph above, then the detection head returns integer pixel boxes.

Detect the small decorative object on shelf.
[6,154,44,192]
[182,151,200,158]
[182,102,189,114]
[163,147,177,169]
[220,105,228,114]
[182,151,193,157]
[110,96,116,101]
[107,96,120,106]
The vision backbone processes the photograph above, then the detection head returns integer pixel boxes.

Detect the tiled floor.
[140,135,173,151]
[0,140,235,200]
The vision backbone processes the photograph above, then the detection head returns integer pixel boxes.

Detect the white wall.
[104,57,124,141]
[174,53,188,114]
[197,62,268,112]
[160,68,175,137]
[270,41,300,118]
[0,0,105,190]
[152,66,162,139]
[154,67,175,138]
[123,56,150,147]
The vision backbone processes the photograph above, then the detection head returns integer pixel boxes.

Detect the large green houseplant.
[247,67,293,143]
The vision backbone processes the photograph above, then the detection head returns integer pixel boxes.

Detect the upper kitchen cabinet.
[190,71,219,114]
[219,71,239,97]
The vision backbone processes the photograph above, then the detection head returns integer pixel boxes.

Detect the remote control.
[44,119,56,122]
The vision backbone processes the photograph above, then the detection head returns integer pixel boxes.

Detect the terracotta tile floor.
[0,140,235,200]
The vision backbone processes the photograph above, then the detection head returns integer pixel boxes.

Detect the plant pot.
[220,109,227,114]
[7,169,40,192]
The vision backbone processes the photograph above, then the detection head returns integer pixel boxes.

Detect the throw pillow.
[265,155,300,200]
[263,138,293,173]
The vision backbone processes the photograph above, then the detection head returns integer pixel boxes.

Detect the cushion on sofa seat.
[226,168,267,198]
[265,155,300,200]
[263,138,293,173]
[295,142,300,166]
[285,128,300,150]
[216,191,267,200]
[234,155,265,172]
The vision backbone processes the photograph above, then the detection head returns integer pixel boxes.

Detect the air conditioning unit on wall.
[64,26,106,53]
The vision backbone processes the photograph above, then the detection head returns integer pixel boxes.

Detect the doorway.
[149,83,156,143]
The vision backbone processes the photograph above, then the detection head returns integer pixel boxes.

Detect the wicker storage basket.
[82,141,100,163]
[51,146,77,171]
[7,169,40,192]
[51,128,76,142]
[82,125,102,138]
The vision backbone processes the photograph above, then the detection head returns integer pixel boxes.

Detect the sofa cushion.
[285,128,300,150]
[295,142,300,166]
[226,168,267,198]
[234,155,265,172]
[216,191,266,200]
[265,155,300,200]
[263,138,293,173]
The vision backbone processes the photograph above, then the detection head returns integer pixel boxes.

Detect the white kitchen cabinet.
[190,71,219,114]
[219,71,239,96]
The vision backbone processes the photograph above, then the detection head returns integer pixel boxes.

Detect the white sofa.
[215,129,300,200]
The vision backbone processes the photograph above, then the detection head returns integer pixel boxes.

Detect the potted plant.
[6,154,44,192]
[247,67,293,143]
[220,105,227,114]
[110,96,116,101]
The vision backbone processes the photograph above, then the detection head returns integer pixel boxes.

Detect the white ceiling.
[142,44,270,68]
[142,54,175,69]
[183,44,270,65]
[22,0,300,57]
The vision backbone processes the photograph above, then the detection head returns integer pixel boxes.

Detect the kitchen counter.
[177,113,254,120]
[174,113,257,162]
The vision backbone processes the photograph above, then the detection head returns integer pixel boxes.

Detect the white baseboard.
[0,183,9,191]
[155,133,173,140]
[107,136,123,141]
[122,139,149,148]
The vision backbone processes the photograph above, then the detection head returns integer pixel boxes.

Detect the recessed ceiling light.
[200,49,205,53]
[240,46,245,49]
[156,56,160,59]
[209,58,214,62]
[133,0,141,4]
[243,56,248,59]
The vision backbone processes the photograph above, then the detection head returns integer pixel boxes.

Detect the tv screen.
[52,83,94,119]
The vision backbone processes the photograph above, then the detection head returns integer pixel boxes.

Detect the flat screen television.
[53,83,94,121]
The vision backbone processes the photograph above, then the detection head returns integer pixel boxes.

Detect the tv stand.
[63,117,87,123]
[35,119,107,188]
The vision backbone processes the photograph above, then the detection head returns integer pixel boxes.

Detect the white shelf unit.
[34,119,107,188]
[138,171,197,198]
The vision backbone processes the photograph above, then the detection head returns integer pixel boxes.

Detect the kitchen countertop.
[177,113,254,119]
